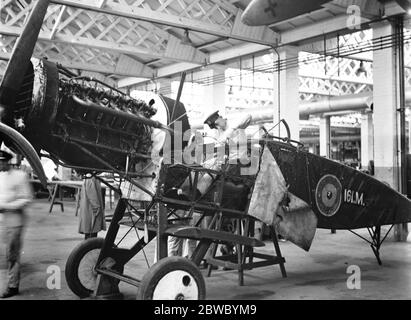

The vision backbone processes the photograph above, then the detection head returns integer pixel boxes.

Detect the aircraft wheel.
[65,237,122,298]
[137,256,206,300]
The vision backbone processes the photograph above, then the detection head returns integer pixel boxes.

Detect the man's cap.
[204,111,220,129]
[0,150,13,162]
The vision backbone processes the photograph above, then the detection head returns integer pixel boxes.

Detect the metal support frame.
[394,15,409,242]
[205,204,287,286]
[197,161,286,286]
[85,156,288,297]
[396,16,407,197]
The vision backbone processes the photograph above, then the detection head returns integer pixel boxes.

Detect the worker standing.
[78,174,106,239]
[0,150,33,298]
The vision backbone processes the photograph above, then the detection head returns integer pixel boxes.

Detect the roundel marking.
[315,174,342,217]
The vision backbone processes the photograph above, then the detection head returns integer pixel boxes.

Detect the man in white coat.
[174,111,252,261]
[197,110,252,194]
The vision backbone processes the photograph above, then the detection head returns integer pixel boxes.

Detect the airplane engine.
[4,57,160,174]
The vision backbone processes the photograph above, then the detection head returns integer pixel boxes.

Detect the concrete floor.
[1,198,411,300]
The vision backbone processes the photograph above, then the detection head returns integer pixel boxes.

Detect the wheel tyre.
[65,237,121,298]
[137,256,206,300]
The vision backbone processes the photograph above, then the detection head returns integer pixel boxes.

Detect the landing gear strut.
[349,225,394,265]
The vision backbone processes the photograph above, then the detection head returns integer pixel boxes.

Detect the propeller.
[0,0,51,187]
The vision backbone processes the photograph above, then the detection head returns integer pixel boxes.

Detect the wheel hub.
[152,270,199,300]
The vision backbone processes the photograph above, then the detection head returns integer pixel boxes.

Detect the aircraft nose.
[241,0,276,26]
[240,11,253,26]
[241,1,263,26]
[241,7,274,26]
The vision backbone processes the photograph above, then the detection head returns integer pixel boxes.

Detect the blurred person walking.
[0,150,33,298]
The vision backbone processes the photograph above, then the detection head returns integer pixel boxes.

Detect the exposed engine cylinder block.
[11,58,158,173]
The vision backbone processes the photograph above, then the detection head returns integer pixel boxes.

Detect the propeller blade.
[0,0,51,110]
[0,122,47,187]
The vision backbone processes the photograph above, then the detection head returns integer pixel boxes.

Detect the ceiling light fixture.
[355,61,367,77]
